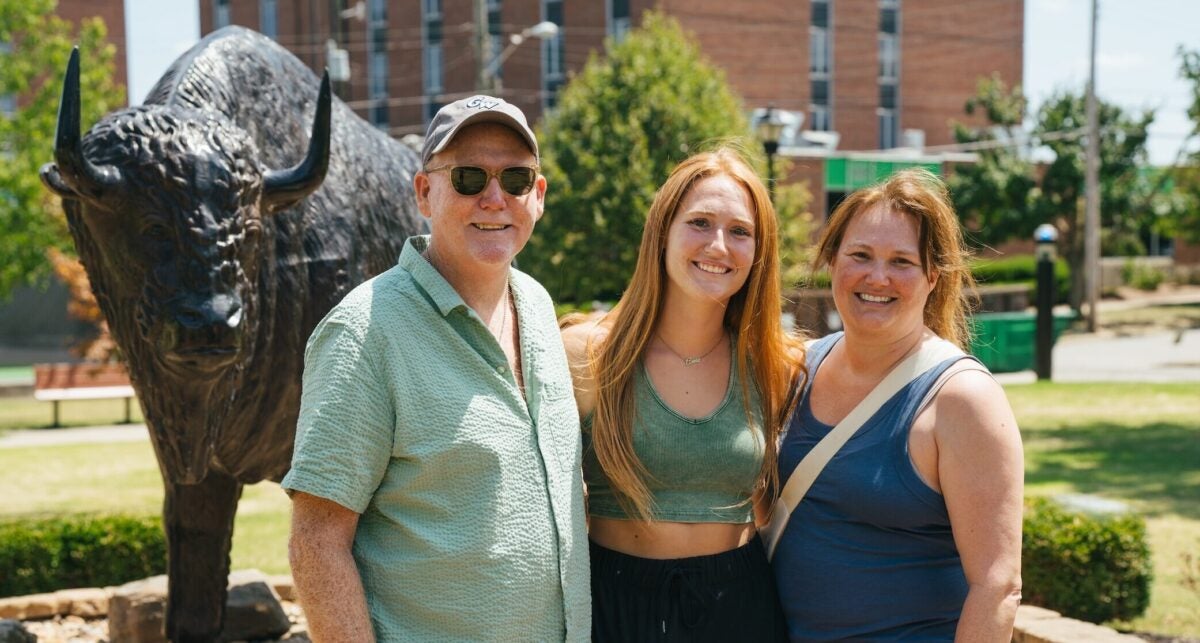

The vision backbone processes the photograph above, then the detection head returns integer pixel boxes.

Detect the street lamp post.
[754,105,785,203]
[1034,223,1060,381]
[479,21,559,92]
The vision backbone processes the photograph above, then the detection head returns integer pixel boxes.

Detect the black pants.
[590,534,789,642]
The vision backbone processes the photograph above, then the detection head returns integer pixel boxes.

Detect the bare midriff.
[589,516,758,559]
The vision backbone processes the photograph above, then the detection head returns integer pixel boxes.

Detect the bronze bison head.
[39,49,331,482]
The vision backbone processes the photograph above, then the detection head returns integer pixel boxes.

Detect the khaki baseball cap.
[420,95,539,166]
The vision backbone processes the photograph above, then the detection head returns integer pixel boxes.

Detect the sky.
[124,0,1199,166]
[1023,0,1199,166]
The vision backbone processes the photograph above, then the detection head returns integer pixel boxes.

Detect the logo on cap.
[466,96,502,110]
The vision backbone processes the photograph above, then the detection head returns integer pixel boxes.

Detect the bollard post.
[1034,224,1059,381]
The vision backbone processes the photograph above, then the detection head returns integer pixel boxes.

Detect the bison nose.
[163,294,244,369]
[176,294,242,331]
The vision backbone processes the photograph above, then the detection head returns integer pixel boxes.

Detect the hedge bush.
[971,255,1071,304]
[1022,497,1152,624]
[0,514,166,597]
[787,255,1068,297]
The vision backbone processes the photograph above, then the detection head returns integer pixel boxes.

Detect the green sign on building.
[825,157,942,192]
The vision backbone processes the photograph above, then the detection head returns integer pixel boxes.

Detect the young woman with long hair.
[562,146,805,642]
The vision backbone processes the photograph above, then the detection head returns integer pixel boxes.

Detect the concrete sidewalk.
[995,326,1200,384]
[0,423,148,449]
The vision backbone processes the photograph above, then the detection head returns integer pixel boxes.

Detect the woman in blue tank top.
[771,169,1024,641]
[561,147,806,642]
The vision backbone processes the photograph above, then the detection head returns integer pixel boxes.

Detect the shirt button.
[497,365,508,374]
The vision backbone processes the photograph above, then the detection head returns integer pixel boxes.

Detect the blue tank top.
[773,332,973,641]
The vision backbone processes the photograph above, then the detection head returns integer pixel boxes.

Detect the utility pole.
[1083,0,1101,332]
[475,0,493,92]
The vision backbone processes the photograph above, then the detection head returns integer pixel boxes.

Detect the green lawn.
[1007,382,1200,636]
[0,441,291,575]
[0,396,144,432]
[0,382,1196,635]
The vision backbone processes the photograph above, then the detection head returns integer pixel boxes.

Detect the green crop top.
[582,346,764,523]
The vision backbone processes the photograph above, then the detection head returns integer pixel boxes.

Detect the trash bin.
[969,311,1075,373]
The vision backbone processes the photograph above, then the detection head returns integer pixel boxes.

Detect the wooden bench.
[33,363,136,428]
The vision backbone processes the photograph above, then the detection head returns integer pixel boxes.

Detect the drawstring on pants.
[657,567,712,636]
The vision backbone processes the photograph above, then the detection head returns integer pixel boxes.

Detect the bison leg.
[163,471,243,643]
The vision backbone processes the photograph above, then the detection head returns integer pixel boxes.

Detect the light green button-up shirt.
[283,235,590,642]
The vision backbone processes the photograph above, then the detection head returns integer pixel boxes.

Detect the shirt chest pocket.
[535,380,582,470]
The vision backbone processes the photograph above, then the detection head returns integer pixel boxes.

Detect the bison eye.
[141,221,173,241]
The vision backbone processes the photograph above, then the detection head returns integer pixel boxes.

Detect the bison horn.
[40,47,122,200]
[262,71,332,212]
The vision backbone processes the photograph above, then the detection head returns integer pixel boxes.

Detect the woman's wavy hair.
[587,145,806,521]
[812,168,977,349]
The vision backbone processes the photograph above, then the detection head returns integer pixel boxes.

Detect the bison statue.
[41,27,425,641]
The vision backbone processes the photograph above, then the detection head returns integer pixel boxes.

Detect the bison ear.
[262,71,332,213]
[40,163,79,198]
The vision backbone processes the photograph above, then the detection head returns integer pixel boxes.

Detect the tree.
[525,12,752,303]
[1165,46,1200,244]
[946,75,1037,248]
[950,77,1154,309]
[0,0,124,298]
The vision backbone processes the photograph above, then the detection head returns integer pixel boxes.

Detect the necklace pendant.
[683,356,702,366]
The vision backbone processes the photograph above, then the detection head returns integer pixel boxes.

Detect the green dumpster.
[968,312,1075,373]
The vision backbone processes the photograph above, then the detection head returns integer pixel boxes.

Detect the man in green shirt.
[283,96,589,642]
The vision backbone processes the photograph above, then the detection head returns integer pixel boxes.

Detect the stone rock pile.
[0,570,307,643]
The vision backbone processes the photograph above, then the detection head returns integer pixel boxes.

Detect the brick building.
[1,0,127,118]
[198,0,1023,213]
[58,0,129,92]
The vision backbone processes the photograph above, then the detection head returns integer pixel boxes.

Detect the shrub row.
[1022,497,1153,624]
[0,502,1151,626]
[971,255,1072,304]
[785,255,1071,302]
[0,514,166,598]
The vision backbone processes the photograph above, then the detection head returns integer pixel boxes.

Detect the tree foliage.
[1166,46,1200,243]
[949,75,1155,308]
[946,75,1037,247]
[525,12,753,303]
[0,0,124,298]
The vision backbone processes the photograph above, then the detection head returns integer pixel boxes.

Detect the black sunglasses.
[424,165,539,196]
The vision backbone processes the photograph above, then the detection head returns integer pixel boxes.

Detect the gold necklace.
[657,331,725,367]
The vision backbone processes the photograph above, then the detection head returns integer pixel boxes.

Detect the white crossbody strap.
[762,337,965,560]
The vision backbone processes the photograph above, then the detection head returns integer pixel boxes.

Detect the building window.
[370,0,387,25]
[810,28,829,75]
[422,0,441,20]
[879,33,898,80]
[367,0,388,128]
[812,0,829,29]
[880,7,898,34]
[423,0,443,125]
[542,0,564,110]
[877,0,899,148]
[810,105,830,133]
[608,0,630,41]
[488,0,503,82]
[811,79,829,105]
[214,0,231,29]
[259,0,277,38]
[880,84,896,110]
[878,109,897,149]
[424,44,443,94]
[809,0,831,132]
